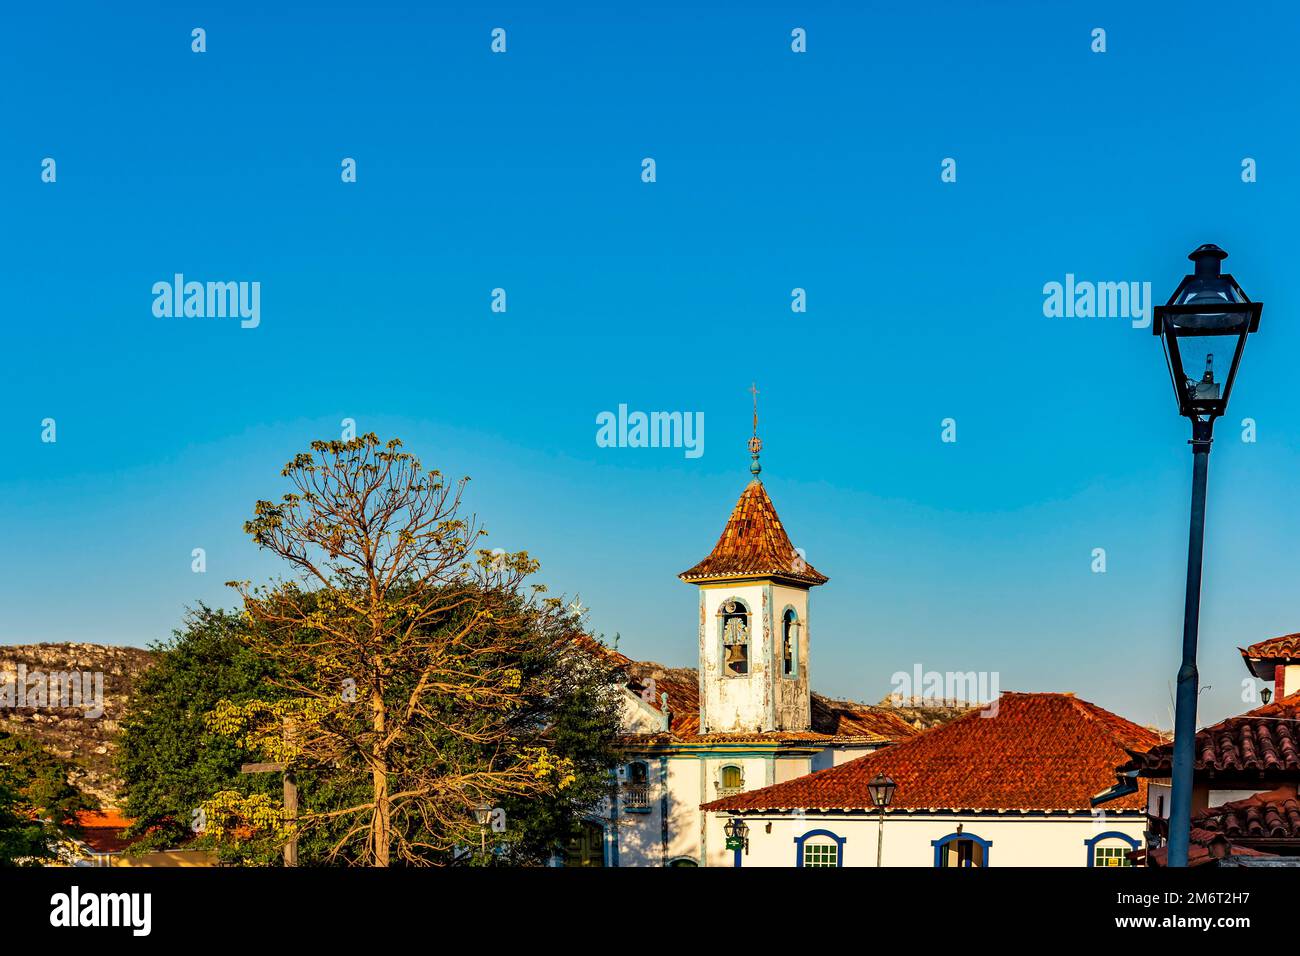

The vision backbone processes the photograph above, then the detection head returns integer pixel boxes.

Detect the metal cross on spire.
[748,382,762,478]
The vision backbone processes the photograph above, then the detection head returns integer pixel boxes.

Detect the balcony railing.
[621,783,652,810]
[715,786,743,799]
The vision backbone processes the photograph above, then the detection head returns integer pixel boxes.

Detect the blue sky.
[3,1,1298,729]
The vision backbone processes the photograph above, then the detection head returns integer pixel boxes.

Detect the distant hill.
[875,696,983,730]
[0,643,157,806]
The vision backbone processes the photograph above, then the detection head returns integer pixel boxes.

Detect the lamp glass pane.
[1169,276,1252,332]
[1171,331,1245,406]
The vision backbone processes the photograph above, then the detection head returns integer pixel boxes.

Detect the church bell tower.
[678,388,828,734]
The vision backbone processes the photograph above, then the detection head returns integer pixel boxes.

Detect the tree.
[117,606,288,858]
[216,434,621,865]
[0,729,90,865]
[118,603,624,866]
[119,604,384,865]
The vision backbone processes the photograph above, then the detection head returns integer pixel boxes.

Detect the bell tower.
[678,388,828,734]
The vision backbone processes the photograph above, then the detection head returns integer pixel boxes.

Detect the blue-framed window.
[794,829,846,867]
[717,598,752,677]
[780,606,801,678]
[1086,831,1139,867]
[932,832,992,867]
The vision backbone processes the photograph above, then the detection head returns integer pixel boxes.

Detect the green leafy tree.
[117,605,369,865]
[0,729,91,865]
[118,605,278,857]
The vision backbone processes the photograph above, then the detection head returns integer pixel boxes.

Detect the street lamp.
[866,773,896,867]
[1262,687,1273,706]
[1153,243,1262,868]
[723,816,749,855]
[474,803,491,854]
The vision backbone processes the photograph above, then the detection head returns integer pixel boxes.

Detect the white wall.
[697,582,811,733]
[615,753,834,866]
[1284,664,1300,697]
[812,744,884,771]
[711,811,1148,867]
[699,583,769,733]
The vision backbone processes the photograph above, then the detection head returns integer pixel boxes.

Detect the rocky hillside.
[0,643,157,806]
[875,696,981,730]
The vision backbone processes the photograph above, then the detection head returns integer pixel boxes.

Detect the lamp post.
[723,816,749,867]
[866,773,896,867]
[473,803,492,855]
[1153,243,1262,868]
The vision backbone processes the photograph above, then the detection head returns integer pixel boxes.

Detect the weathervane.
[748,383,762,478]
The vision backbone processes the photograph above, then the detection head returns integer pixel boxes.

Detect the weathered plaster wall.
[697,582,810,733]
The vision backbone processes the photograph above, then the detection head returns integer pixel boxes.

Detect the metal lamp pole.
[876,802,886,867]
[1152,243,1262,867]
[1168,417,1212,868]
[867,773,895,867]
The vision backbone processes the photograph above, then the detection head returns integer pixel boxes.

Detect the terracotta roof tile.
[72,809,134,854]
[703,692,1159,813]
[1241,633,1300,661]
[1122,692,1300,776]
[811,696,921,741]
[1137,792,1300,867]
[1197,785,1300,840]
[679,480,827,586]
[1138,829,1275,867]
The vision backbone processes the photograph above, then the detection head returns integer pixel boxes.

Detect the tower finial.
[748,382,762,478]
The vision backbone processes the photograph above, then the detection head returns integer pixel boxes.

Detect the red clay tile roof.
[679,480,827,586]
[1137,792,1300,866]
[568,632,635,670]
[1121,692,1300,776]
[1139,829,1275,867]
[703,692,1159,813]
[1241,633,1300,661]
[811,696,920,741]
[620,662,917,745]
[1240,633,1300,680]
[72,809,134,854]
[1198,785,1300,841]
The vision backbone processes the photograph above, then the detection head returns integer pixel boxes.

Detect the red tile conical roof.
[679,480,827,586]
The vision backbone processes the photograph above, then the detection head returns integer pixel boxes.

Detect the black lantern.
[723,816,749,855]
[1153,244,1261,421]
[1262,687,1273,705]
[473,804,492,827]
[867,773,897,809]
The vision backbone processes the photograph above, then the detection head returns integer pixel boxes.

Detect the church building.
[571,422,917,866]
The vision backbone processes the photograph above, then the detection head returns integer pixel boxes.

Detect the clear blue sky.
[4,1,1298,729]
